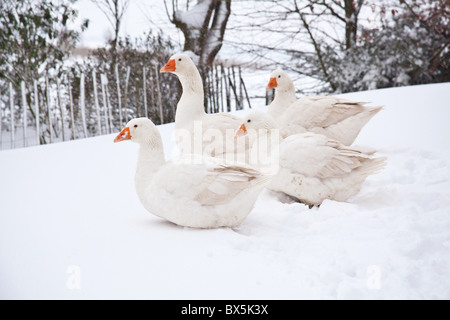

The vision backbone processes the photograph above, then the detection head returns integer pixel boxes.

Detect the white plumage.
[114,118,272,228]
[267,69,383,145]
[161,53,241,158]
[239,112,387,207]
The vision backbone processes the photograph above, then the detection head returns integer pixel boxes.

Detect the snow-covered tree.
[0,0,88,143]
[226,0,449,94]
[166,0,231,71]
[323,0,450,92]
[224,0,367,92]
[0,0,88,86]
[164,0,232,109]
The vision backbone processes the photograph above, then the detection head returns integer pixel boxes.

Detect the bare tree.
[308,0,364,50]
[91,0,130,53]
[164,0,232,73]
[164,0,232,109]
[223,0,367,93]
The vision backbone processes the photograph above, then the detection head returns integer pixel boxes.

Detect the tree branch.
[205,0,231,66]
[315,0,347,23]
[294,0,336,91]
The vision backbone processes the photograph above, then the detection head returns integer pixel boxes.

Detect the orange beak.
[234,124,247,138]
[114,127,131,143]
[266,77,277,90]
[160,59,176,73]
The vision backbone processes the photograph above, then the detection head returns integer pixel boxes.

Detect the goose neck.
[268,88,296,119]
[175,72,206,126]
[273,87,296,105]
[134,140,165,201]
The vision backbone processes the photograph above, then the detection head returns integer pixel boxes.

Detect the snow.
[1,83,450,299]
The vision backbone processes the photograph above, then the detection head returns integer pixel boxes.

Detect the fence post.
[210,68,217,113]
[221,65,230,112]
[154,64,163,124]
[148,68,156,119]
[209,68,213,113]
[227,68,239,112]
[34,80,40,145]
[56,79,65,142]
[143,67,148,118]
[79,73,88,138]
[0,88,2,150]
[231,66,239,110]
[46,77,53,144]
[105,77,113,132]
[100,74,110,134]
[206,70,212,113]
[240,75,252,110]
[115,64,123,128]
[135,80,141,118]
[218,65,223,112]
[21,81,28,147]
[238,66,244,109]
[92,70,102,135]
[9,83,15,148]
[67,76,75,140]
[124,66,131,122]
[215,65,220,113]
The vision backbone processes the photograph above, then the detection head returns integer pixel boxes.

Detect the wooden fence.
[0,64,253,151]
[205,65,252,114]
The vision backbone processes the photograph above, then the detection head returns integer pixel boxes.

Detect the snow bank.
[0,83,449,299]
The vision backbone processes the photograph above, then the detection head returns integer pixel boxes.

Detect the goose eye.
[134,124,138,128]
[178,58,182,61]
[247,119,251,123]
[278,75,281,78]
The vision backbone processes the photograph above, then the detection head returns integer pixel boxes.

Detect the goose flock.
[114,53,386,228]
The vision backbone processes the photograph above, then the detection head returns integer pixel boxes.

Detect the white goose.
[266,69,383,146]
[236,111,387,207]
[114,118,271,228]
[161,53,242,158]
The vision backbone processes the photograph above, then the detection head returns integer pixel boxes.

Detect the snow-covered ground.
[1,83,449,299]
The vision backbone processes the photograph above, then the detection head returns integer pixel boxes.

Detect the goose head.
[235,111,279,138]
[114,118,162,148]
[160,53,197,75]
[266,68,292,91]
[160,53,204,98]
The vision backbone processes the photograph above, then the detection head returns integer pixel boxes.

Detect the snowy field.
[1,83,450,299]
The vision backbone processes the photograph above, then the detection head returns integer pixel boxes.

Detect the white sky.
[74,0,182,48]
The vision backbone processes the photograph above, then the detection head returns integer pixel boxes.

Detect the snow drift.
[0,83,449,299]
